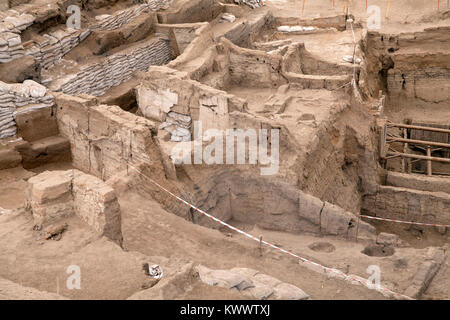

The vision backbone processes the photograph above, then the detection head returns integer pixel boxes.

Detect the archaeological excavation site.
[0,0,449,302]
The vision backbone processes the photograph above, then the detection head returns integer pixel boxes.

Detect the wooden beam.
[384,154,402,160]
[427,147,432,176]
[412,170,450,176]
[405,129,412,173]
[387,137,450,149]
[385,152,450,163]
[387,123,450,134]
[386,0,391,18]
[402,129,407,173]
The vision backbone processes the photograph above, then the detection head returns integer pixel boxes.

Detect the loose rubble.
[160,111,192,142]
[196,265,310,300]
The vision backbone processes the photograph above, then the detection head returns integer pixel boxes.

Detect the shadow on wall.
[174,167,376,241]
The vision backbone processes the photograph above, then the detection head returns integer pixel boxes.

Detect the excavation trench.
[98,18,384,241]
[358,26,450,247]
[144,23,450,248]
[155,103,382,241]
[2,0,450,301]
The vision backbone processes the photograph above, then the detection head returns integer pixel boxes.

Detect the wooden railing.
[380,122,450,176]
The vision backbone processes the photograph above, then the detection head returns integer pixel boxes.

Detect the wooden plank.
[385,152,450,163]
[388,123,450,134]
[387,137,450,149]
[380,123,387,158]
[427,147,432,176]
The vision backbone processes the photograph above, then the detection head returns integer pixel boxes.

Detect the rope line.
[360,214,450,228]
[124,161,413,300]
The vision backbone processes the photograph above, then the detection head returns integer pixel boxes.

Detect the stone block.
[72,171,122,244]
[196,265,246,289]
[26,170,122,244]
[376,232,400,246]
[320,202,353,235]
[15,106,58,142]
[273,282,309,300]
[229,267,259,278]
[30,202,74,226]
[197,264,308,300]
[0,55,39,83]
[27,170,72,204]
[298,191,323,225]
[0,148,22,170]
[252,273,282,287]
[245,284,274,300]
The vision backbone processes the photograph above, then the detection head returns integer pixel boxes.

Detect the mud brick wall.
[53,93,168,181]
[72,170,122,244]
[51,37,173,96]
[280,42,352,90]
[276,14,347,31]
[0,80,54,139]
[166,22,215,80]
[386,171,450,194]
[26,169,123,245]
[138,66,247,141]
[91,1,169,31]
[387,66,450,105]
[359,26,450,103]
[53,93,194,220]
[224,38,287,88]
[223,10,275,47]
[0,11,34,63]
[155,23,205,54]
[282,42,353,76]
[362,185,450,225]
[26,170,74,226]
[157,0,222,24]
[188,168,376,240]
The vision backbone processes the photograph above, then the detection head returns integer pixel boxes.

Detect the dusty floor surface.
[0,168,447,300]
[0,0,449,300]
